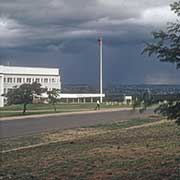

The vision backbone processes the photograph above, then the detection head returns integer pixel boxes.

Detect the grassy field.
[1,118,180,179]
[0,103,130,118]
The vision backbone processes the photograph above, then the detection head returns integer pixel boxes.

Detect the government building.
[0,65,61,107]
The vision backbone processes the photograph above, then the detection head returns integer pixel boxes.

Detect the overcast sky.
[0,0,179,86]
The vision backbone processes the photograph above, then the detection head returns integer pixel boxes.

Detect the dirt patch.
[125,120,168,130]
[45,128,108,142]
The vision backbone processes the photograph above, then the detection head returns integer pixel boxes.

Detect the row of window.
[4,77,59,84]
[4,87,54,94]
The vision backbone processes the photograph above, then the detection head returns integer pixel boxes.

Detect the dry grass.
[1,118,180,180]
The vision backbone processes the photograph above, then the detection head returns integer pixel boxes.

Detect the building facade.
[0,65,61,107]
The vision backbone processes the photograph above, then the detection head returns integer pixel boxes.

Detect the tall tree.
[47,89,60,112]
[5,82,44,115]
[142,1,180,125]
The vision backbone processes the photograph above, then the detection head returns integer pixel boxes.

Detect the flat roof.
[0,65,60,76]
[59,94,105,98]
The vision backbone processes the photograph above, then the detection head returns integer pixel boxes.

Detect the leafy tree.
[5,82,44,115]
[142,1,180,125]
[133,90,152,113]
[31,82,46,94]
[47,89,60,112]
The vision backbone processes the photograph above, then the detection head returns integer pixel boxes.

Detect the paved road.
[0,109,153,138]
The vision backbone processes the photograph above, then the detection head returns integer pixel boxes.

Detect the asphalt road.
[0,109,153,138]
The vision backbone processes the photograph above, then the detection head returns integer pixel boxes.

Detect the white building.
[0,65,61,107]
[123,96,133,105]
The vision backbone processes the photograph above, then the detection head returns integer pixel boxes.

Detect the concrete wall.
[0,65,59,76]
[3,75,61,93]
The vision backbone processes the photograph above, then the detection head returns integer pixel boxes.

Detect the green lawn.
[1,118,180,179]
[0,103,130,118]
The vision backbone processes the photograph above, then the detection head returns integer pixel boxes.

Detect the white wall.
[0,65,59,76]
[3,75,61,92]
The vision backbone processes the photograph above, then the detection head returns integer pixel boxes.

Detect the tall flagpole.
[98,37,103,103]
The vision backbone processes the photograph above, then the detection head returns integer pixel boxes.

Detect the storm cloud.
[0,0,179,85]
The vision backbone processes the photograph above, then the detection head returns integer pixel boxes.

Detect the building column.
[78,98,80,103]
[0,75,4,107]
[66,98,69,103]
[83,98,86,103]
[91,98,93,103]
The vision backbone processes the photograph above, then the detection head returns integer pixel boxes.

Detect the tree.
[133,90,152,113]
[47,89,60,112]
[142,1,180,125]
[5,82,43,115]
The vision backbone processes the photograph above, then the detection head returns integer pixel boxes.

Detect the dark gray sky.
[0,0,180,86]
